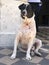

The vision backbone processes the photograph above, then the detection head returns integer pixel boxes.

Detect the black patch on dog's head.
[18,3,33,19]
[19,3,26,10]
[26,4,33,18]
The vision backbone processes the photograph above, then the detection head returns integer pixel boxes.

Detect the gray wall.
[0,0,24,47]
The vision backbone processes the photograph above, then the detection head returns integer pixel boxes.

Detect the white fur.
[10,2,41,60]
[10,2,48,60]
[11,14,36,60]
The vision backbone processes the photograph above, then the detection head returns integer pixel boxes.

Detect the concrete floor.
[0,42,49,65]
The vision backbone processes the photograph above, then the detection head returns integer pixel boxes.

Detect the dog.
[11,3,48,60]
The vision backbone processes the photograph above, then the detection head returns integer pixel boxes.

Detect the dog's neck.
[21,16,33,29]
[23,15,34,24]
[21,14,35,29]
[23,17,31,25]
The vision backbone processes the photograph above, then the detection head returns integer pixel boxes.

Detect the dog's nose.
[22,11,25,15]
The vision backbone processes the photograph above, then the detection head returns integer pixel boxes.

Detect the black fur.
[26,4,33,18]
[19,3,26,10]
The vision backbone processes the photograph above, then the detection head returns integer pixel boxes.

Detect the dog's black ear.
[26,4,33,18]
[18,3,26,10]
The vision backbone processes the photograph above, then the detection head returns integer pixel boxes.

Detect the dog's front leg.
[10,36,19,59]
[26,40,34,60]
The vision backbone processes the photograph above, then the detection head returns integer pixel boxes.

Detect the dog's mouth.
[21,14,26,19]
[21,11,27,19]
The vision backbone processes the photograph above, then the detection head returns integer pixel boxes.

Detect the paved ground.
[0,43,49,65]
[0,27,49,65]
[37,27,49,43]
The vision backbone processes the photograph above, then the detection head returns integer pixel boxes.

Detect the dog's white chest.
[19,17,36,45]
[20,29,33,45]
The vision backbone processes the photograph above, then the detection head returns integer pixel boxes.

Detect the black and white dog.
[11,3,48,60]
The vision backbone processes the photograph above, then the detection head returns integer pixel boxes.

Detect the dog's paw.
[26,54,32,60]
[10,54,16,59]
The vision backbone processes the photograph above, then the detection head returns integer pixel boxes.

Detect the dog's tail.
[40,48,48,52]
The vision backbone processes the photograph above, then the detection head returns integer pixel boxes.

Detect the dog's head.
[18,3,33,19]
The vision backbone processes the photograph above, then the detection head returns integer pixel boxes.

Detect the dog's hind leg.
[34,38,42,56]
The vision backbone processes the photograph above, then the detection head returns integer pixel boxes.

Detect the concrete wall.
[0,0,25,47]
